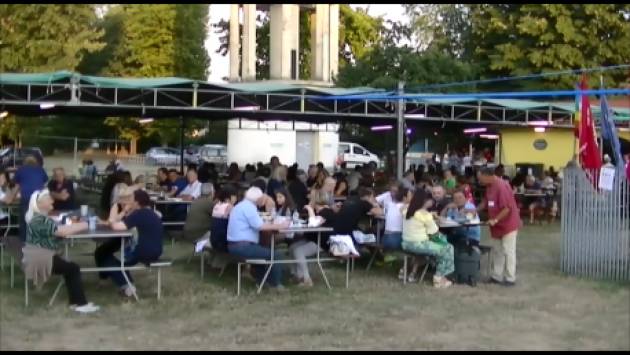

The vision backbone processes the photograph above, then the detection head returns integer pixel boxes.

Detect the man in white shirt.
[179,169,202,201]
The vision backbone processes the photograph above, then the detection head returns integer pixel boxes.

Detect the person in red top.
[477,167,522,286]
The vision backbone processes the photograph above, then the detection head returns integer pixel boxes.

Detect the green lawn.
[1,219,628,350]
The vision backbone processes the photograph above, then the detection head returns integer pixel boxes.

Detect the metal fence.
[560,165,630,281]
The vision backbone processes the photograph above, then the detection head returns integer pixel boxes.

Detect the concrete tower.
[228,4,339,84]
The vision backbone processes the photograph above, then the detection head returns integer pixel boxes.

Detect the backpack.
[453,244,481,287]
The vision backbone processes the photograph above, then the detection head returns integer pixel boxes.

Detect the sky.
[205,4,408,82]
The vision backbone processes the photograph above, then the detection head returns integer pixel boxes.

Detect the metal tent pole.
[180,116,185,174]
[396,82,405,180]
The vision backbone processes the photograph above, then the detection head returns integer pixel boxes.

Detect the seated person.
[287,169,309,212]
[183,183,215,243]
[334,176,349,198]
[442,190,481,247]
[179,169,202,201]
[428,185,451,216]
[401,189,454,288]
[167,169,187,197]
[457,175,474,203]
[521,175,544,224]
[309,177,337,211]
[210,185,238,253]
[226,187,290,290]
[156,168,171,191]
[0,170,17,221]
[328,187,383,245]
[99,190,164,298]
[47,167,76,211]
[24,189,100,313]
[108,186,135,224]
[442,169,457,194]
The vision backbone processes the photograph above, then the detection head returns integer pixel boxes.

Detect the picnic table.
[44,226,137,306]
[238,224,347,295]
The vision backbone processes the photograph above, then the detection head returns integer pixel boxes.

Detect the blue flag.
[599,93,624,174]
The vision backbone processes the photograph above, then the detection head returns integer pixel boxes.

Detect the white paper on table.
[308,216,324,227]
[599,167,615,191]
[195,238,210,253]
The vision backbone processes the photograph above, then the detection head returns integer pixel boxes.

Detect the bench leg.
[10,256,15,289]
[1,243,4,271]
[48,280,64,307]
[257,265,273,294]
[24,277,28,308]
[345,258,350,288]
[366,248,379,271]
[317,259,332,290]
[237,263,242,296]
[403,255,408,285]
[157,269,162,301]
[200,252,204,279]
[218,263,227,278]
[419,260,431,284]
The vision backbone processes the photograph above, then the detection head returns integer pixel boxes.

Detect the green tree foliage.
[173,4,211,81]
[104,4,176,77]
[335,21,478,91]
[404,4,473,59]
[0,4,105,72]
[338,5,382,67]
[470,4,630,89]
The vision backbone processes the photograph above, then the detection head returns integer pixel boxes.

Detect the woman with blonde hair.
[266,165,288,198]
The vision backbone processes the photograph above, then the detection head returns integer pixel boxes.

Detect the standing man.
[47,167,76,211]
[477,167,521,286]
[14,156,48,241]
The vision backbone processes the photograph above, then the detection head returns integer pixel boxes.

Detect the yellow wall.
[499,127,576,170]
[619,130,630,142]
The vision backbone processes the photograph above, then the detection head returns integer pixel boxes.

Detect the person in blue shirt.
[227,187,290,290]
[99,189,164,298]
[167,169,187,197]
[442,190,481,247]
[14,156,48,241]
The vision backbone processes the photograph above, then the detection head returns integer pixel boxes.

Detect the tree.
[470,4,630,89]
[338,5,382,67]
[335,21,478,91]
[405,4,473,59]
[104,4,177,77]
[0,4,105,72]
[173,4,211,80]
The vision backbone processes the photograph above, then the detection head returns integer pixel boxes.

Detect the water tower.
[228,4,339,84]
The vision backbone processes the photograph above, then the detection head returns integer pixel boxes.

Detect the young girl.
[401,189,454,288]
[274,187,295,218]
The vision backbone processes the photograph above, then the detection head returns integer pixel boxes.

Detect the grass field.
[1,217,629,350]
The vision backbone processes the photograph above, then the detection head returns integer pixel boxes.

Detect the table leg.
[316,232,332,290]
[257,235,274,294]
[120,238,139,301]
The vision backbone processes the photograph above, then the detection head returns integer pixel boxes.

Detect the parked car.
[336,142,380,169]
[145,147,181,166]
[198,144,228,167]
[0,147,44,169]
[183,145,201,165]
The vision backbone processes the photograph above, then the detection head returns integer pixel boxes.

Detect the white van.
[337,142,380,169]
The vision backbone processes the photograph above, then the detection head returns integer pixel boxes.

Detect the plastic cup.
[80,205,88,217]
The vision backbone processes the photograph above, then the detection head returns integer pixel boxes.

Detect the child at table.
[23,189,100,313]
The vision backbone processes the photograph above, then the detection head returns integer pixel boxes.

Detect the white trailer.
[227,119,339,170]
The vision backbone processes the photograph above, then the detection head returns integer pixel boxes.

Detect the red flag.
[578,76,602,169]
